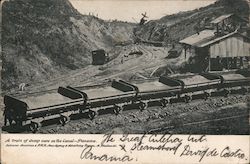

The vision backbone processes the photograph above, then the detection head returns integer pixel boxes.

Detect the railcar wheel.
[59,116,69,126]
[223,89,230,97]
[79,107,83,114]
[204,92,211,100]
[14,117,23,126]
[29,122,40,133]
[139,102,148,111]
[184,95,192,103]
[160,99,169,107]
[113,105,123,115]
[88,110,97,120]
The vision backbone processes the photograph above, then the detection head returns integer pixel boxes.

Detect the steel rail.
[148,113,250,133]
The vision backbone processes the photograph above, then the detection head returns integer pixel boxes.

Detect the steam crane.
[139,12,148,25]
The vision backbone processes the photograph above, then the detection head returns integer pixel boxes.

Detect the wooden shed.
[180,30,250,72]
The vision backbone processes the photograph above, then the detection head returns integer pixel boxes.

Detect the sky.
[69,0,216,22]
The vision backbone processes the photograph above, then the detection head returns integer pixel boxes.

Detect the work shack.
[179,14,250,72]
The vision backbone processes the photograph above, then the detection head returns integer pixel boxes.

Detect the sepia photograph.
[1,0,250,163]
[0,0,249,136]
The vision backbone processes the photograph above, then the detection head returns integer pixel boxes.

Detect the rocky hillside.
[134,0,249,43]
[1,0,135,91]
[1,0,249,92]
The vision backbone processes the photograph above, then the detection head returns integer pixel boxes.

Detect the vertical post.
[208,47,211,72]
[184,45,187,61]
[222,20,225,34]
[216,24,219,34]
[226,51,229,70]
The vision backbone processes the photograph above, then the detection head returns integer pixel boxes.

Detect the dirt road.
[11,45,174,95]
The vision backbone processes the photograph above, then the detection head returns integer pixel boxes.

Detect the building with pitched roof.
[179,14,250,72]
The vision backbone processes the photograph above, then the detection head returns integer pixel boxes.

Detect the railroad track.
[10,45,167,98]
[148,113,250,133]
[81,45,159,85]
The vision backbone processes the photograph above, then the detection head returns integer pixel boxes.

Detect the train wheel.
[204,92,211,101]
[29,122,40,133]
[14,118,23,127]
[160,99,169,107]
[223,89,230,97]
[79,108,83,114]
[184,95,192,103]
[88,110,97,120]
[113,105,123,115]
[59,116,69,126]
[139,102,148,111]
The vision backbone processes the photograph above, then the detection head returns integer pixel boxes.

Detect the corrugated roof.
[179,30,216,46]
[210,13,234,24]
[180,30,249,48]
[199,31,238,47]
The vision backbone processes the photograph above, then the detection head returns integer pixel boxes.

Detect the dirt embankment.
[1,0,135,92]
[6,45,181,95]
[2,0,249,93]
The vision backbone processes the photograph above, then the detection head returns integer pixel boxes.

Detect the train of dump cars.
[3,69,250,133]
